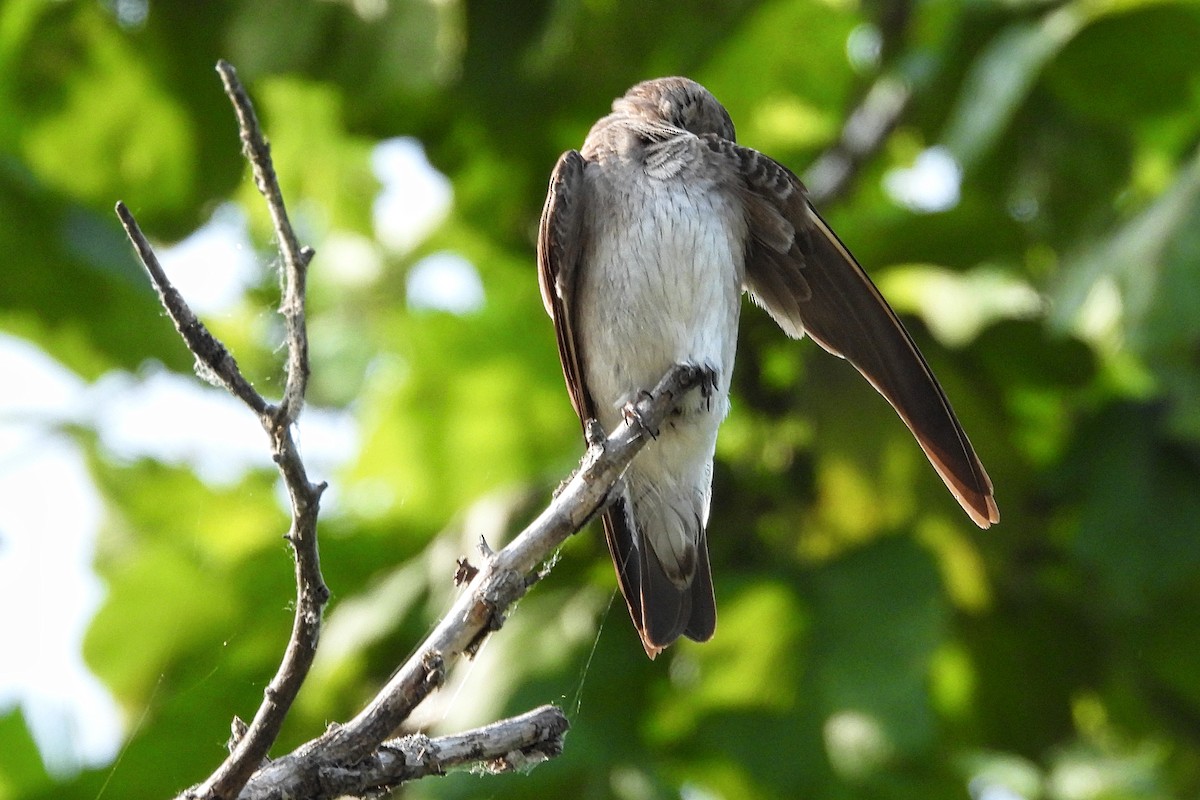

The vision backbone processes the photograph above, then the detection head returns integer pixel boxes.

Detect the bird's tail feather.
[601,495,716,659]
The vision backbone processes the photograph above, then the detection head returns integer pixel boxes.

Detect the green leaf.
[0,711,51,797]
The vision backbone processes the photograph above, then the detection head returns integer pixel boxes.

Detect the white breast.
[575,157,746,427]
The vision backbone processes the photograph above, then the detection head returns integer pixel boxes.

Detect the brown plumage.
[538,77,997,658]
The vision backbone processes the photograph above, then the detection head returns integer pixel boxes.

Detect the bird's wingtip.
[964,493,1000,529]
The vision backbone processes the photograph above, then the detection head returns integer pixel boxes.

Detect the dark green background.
[3,0,1200,798]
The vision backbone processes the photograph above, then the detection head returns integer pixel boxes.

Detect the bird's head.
[614,77,736,142]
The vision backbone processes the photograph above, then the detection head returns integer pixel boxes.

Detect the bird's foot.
[694,360,719,411]
[677,360,720,412]
[621,390,659,439]
[584,417,607,449]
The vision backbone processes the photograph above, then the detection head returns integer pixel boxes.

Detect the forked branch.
[116,58,705,800]
[117,59,327,800]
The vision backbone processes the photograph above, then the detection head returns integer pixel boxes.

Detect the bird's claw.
[694,361,719,411]
[622,390,659,439]
[678,360,719,412]
[585,418,607,448]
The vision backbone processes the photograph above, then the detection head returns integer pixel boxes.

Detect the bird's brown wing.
[537,149,716,656]
[704,136,999,527]
[537,149,594,423]
[537,150,643,638]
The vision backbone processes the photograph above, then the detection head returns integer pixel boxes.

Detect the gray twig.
[216,59,311,423]
[120,57,705,800]
[114,203,266,414]
[238,706,569,800]
[187,60,329,800]
[118,61,328,800]
[312,365,700,756]
[221,364,701,799]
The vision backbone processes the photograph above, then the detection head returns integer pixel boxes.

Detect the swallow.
[537,77,998,658]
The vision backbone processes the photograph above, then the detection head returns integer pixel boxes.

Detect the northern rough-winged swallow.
[537,77,999,658]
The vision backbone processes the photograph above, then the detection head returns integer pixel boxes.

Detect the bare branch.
[114,202,266,415]
[119,63,329,800]
[237,706,569,800]
[182,64,329,800]
[321,364,701,756]
[215,59,311,422]
[188,429,327,800]
[216,364,703,800]
[122,58,704,800]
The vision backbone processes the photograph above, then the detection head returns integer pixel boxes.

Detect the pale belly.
[575,170,746,429]
[573,161,746,574]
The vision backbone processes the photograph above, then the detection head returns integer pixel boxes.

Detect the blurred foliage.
[2,0,1200,799]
